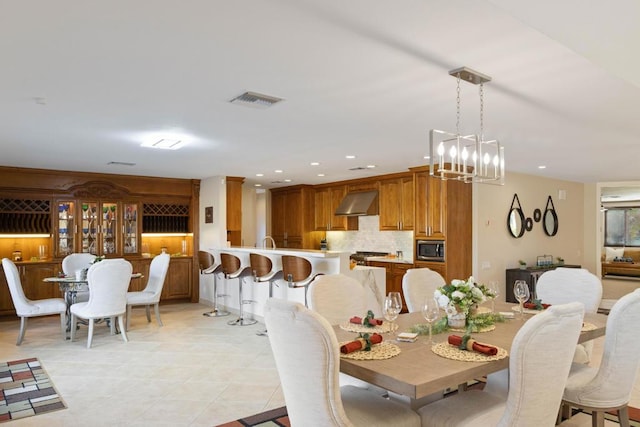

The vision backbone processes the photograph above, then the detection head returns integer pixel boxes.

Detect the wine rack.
[142,203,190,233]
[0,199,51,233]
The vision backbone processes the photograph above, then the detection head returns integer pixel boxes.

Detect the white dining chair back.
[62,253,96,303]
[126,253,170,330]
[2,258,67,345]
[536,267,602,364]
[264,298,421,427]
[307,274,366,325]
[561,288,640,426]
[62,253,96,276]
[401,268,445,313]
[70,258,132,348]
[417,302,585,426]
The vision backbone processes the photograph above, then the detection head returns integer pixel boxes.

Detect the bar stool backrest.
[220,253,241,276]
[250,253,273,278]
[198,251,215,273]
[281,255,312,282]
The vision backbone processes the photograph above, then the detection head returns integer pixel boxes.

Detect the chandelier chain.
[456,73,461,135]
[479,83,484,141]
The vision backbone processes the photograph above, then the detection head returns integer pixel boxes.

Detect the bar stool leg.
[203,273,229,317]
[256,279,275,336]
[228,276,257,326]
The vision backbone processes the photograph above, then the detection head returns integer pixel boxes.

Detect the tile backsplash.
[326,215,413,261]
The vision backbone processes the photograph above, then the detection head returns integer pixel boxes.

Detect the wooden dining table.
[335,302,607,408]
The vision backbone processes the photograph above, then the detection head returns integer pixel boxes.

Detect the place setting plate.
[339,321,395,334]
[339,341,401,360]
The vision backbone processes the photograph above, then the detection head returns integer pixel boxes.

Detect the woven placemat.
[511,306,544,315]
[339,342,401,360]
[340,321,395,334]
[581,322,598,332]
[432,341,508,362]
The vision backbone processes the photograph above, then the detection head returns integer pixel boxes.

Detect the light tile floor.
[0,302,637,426]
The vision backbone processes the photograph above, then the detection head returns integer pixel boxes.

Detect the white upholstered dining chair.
[307,274,366,325]
[126,252,170,330]
[70,258,132,348]
[417,302,585,426]
[62,253,96,303]
[2,258,67,345]
[264,298,421,427]
[536,267,602,364]
[559,288,640,427]
[401,268,445,313]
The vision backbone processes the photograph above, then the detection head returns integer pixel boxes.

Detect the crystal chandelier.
[429,67,504,184]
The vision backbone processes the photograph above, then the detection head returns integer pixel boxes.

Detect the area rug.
[215,406,289,427]
[0,358,66,422]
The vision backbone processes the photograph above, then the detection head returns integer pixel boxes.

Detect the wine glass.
[421,296,440,345]
[488,281,500,313]
[513,280,530,320]
[384,292,402,334]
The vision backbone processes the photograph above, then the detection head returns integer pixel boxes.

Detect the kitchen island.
[202,247,385,320]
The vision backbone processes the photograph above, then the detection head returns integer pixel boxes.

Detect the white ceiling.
[1,0,639,190]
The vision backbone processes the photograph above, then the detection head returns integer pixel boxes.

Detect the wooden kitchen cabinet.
[226,177,244,246]
[271,185,319,249]
[367,260,413,312]
[379,175,414,231]
[162,257,192,300]
[314,184,357,231]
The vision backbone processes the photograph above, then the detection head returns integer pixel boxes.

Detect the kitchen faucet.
[262,236,276,249]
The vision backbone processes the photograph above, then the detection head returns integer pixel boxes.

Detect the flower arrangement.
[434,276,495,317]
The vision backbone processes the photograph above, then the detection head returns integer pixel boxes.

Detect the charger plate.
[512,306,544,315]
[449,324,496,333]
[432,341,508,362]
[581,322,597,332]
[339,342,401,360]
[340,321,395,334]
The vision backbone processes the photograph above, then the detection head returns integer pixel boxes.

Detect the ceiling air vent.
[229,91,283,109]
[107,161,136,167]
[349,167,367,171]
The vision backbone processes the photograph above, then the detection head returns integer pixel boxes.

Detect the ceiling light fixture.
[429,67,504,185]
[141,138,186,150]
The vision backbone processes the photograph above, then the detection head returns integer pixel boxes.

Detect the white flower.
[471,286,485,300]
[451,290,467,301]
[451,279,465,287]
[434,290,450,308]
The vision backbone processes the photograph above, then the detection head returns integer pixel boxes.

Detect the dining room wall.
[473,171,586,300]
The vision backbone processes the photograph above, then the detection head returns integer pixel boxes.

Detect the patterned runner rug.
[0,358,66,422]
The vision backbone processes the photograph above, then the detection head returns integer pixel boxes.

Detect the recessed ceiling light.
[256,173,264,177]
[310,162,320,166]
[254,183,262,187]
[141,138,186,150]
[284,179,292,183]
[366,165,376,169]
[346,155,356,159]
[424,155,430,160]
[538,165,547,169]
[275,169,283,173]
[318,173,325,177]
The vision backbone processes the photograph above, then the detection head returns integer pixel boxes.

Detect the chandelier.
[429,67,504,184]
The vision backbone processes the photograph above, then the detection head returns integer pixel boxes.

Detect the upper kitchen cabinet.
[379,174,414,231]
[271,185,318,249]
[314,184,357,231]
[226,177,244,246]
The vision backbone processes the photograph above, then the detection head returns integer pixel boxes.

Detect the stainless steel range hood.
[334,190,379,216]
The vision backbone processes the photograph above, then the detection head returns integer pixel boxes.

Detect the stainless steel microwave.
[416,240,445,262]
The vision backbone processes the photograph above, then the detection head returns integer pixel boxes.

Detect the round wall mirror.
[543,208,558,236]
[508,208,526,238]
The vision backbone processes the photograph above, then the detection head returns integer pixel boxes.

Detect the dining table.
[335,302,607,408]
[43,272,144,335]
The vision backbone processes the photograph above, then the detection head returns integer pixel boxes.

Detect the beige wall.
[473,171,586,300]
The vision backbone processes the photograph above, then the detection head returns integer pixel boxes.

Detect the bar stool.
[281,255,319,307]
[221,253,256,326]
[199,251,229,317]
[250,253,283,336]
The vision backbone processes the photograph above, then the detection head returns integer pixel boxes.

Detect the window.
[605,207,640,246]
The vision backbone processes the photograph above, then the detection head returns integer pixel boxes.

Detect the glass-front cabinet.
[54,200,139,257]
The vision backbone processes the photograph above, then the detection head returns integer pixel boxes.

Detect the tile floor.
[0,302,637,426]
